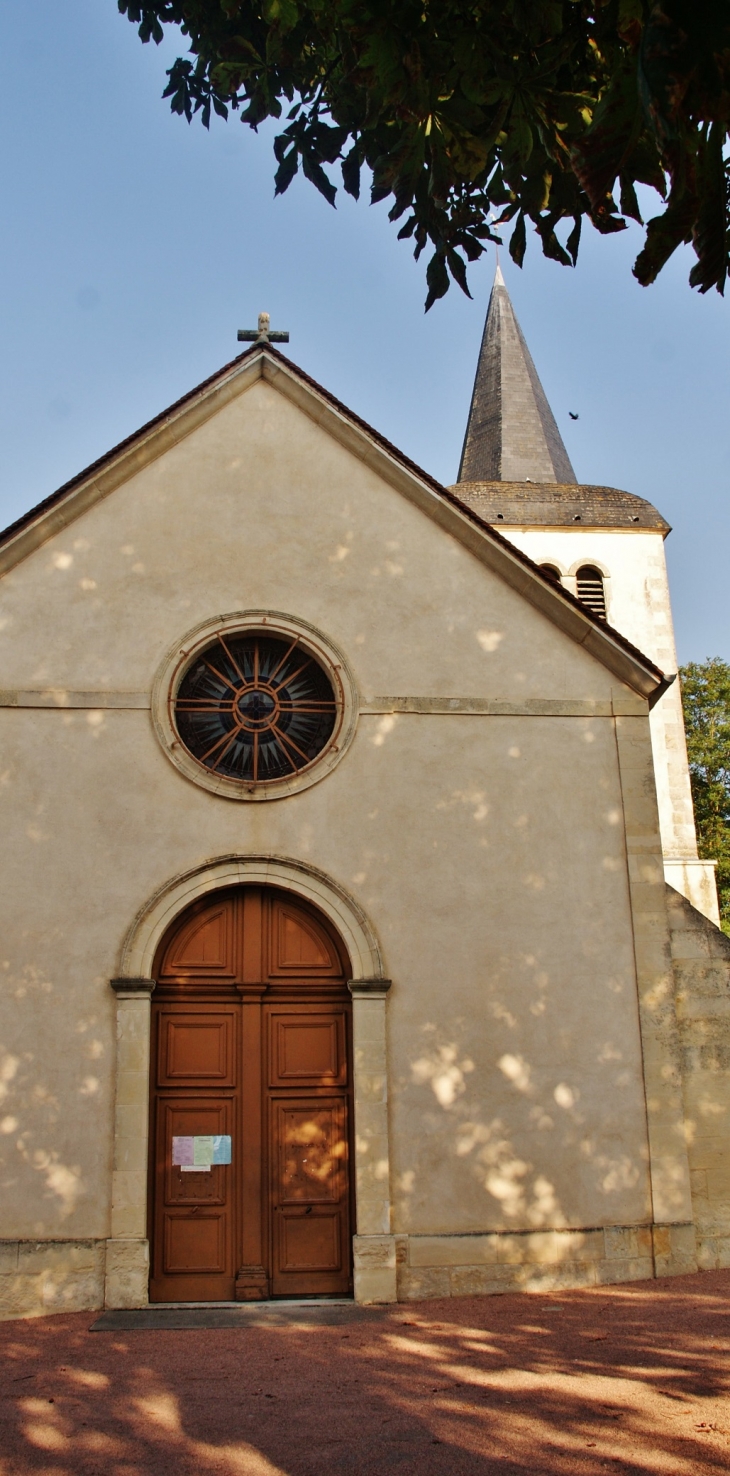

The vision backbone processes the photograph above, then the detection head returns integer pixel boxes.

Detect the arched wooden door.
[149,886,354,1302]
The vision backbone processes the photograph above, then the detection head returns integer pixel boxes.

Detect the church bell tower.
[450,265,719,925]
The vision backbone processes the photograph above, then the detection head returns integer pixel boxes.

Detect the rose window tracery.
[174,633,338,783]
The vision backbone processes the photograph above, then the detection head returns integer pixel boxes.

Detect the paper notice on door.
[172,1135,231,1169]
[172,1136,194,1166]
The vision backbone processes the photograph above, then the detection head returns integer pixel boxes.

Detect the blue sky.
[2,0,728,663]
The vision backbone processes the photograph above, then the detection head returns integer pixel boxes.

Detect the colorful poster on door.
[172,1135,231,1170]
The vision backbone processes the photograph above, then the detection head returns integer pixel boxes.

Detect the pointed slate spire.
[458,265,576,484]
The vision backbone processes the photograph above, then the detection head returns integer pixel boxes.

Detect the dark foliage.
[119,2,730,308]
[680,657,730,936]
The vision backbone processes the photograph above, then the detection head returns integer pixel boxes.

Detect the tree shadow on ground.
[1,1269,730,1475]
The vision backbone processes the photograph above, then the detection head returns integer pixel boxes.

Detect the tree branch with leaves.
[119,1,730,308]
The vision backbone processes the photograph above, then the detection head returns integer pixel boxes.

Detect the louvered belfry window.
[576,566,607,621]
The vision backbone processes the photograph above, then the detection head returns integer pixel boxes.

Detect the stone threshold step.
[91,1299,357,1331]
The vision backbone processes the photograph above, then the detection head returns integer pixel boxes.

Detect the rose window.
[174,633,338,783]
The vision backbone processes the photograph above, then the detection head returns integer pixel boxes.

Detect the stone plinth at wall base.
[652,1222,698,1277]
[104,1238,150,1309]
[353,1233,397,1303]
[393,1225,701,1301]
[0,1240,106,1321]
[697,1232,730,1270]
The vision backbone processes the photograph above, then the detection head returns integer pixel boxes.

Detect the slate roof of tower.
[455,266,669,532]
[452,480,670,532]
[458,265,577,484]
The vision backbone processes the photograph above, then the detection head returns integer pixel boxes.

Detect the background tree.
[680,657,730,935]
[119,1,730,307]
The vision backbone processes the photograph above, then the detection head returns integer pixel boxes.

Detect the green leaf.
[301,151,337,206]
[509,211,527,267]
[566,214,582,265]
[617,0,643,47]
[425,252,449,311]
[619,172,642,223]
[688,124,728,295]
[446,247,472,298]
[274,146,299,195]
[535,215,572,267]
[571,58,641,209]
[263,0,299,32]
[341,143,361,200]
[633,188,695,285]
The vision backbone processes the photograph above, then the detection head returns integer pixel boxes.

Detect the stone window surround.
[106,853,395,1310]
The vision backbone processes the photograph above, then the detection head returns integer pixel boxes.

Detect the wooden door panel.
[157,1010,236,1088]
[160,1101,230,1206]
[150,1098,235,1301]
[268,899,342,977]
[269,1011,346,1087]
[277,1211,342,1271]
[270,1096,351,1295]
[160,898,237,980]
[164,1213,227,1275]
[274,1101,347,1204]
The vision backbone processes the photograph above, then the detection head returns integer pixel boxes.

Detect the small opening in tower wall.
[540,564,562,584]
[576,566,607,621]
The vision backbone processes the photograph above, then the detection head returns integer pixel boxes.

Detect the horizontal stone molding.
[0,692,647,718]
[348,978,392,999]
[362,697,626,716]
[0,690,150,708]
[110,977,155,997]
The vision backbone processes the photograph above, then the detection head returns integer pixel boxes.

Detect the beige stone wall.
[0,705,651,1240]
[0,373,693,1315]
[667,886,730,1268]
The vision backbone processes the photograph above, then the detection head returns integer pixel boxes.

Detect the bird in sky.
[569,411,579,420]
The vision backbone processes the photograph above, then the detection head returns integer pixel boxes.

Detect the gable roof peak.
[0,339,666,705]
[458,268,576,486]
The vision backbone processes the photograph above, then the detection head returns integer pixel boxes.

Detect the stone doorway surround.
[107,855,394,1310]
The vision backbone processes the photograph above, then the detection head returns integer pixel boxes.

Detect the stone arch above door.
[117,854,385,984]
[106,856,394,1311]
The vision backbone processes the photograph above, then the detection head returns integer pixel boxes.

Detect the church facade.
[1,279,729,1319]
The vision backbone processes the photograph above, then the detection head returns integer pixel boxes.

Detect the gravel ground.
[1,1269,729,1475]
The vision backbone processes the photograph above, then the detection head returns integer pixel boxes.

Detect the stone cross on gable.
[237,312,289,346]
